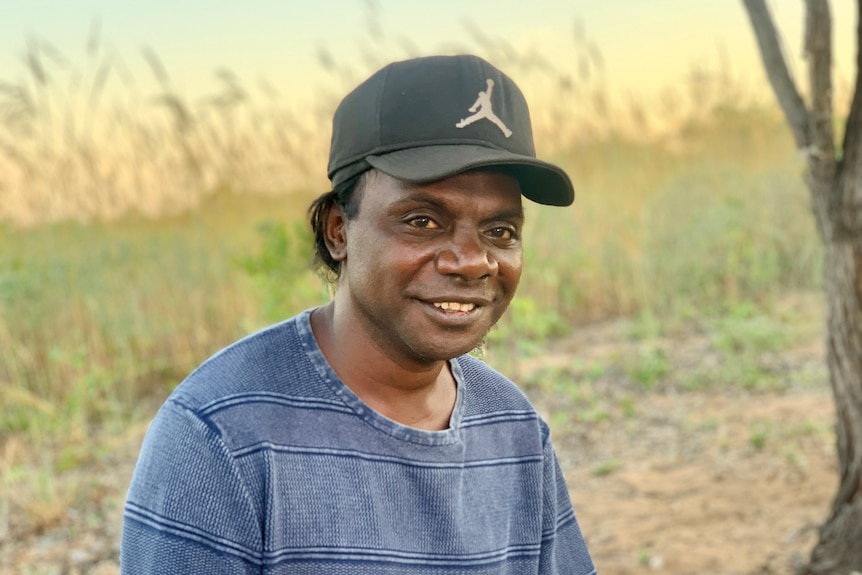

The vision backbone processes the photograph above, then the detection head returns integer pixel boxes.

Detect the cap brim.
[366,145,574,206]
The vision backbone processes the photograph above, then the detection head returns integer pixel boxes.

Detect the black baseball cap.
[327,54,574,206]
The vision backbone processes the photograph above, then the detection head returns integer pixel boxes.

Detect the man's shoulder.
[454,354,551,446]
[169,310,319,410]
[455,354,536,414]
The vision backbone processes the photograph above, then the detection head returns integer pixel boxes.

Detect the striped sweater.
[121,309,596,574]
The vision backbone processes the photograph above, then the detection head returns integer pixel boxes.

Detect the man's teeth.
[433,302,476,312]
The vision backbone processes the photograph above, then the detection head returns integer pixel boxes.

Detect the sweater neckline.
[295,308,465,446]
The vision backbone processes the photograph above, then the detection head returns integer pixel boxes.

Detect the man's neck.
[309,303,458,431]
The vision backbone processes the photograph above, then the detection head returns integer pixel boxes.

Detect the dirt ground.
[518,306,836,575]
[562,390,834,575]
[1,303,837,575]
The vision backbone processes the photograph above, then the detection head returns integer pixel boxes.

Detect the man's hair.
[308,170,368,282]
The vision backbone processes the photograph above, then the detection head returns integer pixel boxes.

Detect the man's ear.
[323,203,348,263]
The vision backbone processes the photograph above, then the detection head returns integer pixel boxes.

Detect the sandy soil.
[1,304,837,575]
[565,390,834,575]
[517,305,836,575]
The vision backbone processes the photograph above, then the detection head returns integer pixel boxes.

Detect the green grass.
[1,190,327,424]
[626,346,671,390]
[0,191,333,531]
[517,113,820,325]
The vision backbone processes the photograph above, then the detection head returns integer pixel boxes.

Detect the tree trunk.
[805,241,862,573]
[742,0,862,572]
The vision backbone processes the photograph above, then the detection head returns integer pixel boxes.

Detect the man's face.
[335,169,524,365]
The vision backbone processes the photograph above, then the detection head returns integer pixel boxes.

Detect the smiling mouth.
[432,301,476,313]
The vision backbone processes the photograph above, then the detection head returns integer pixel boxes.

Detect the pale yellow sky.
[0,1,856,115]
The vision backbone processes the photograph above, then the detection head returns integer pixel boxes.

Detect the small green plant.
[584,361,606,381]
[789,418,829,438]
[638,548,651,567]
[577,405,612,424]
[781,444,806,468]
[487,296,569,345]
[549,411,570,431]
[734,356,785,391]
[591,458,621,477]
[521,364,570,394]
[749,421,772,451]
[628,346,670,389]
[626,311,663,341]
[562,380,593,404]
[711,311,793,355]
[686,417,719,432]
[618,395,637,419]
[680,371,713,392]
[238,220,329,322]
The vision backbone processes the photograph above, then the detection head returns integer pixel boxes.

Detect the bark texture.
[742,0,862,572]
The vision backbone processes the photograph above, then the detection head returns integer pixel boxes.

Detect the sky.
[0,1,857,113]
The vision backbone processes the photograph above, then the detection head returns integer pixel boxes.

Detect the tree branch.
[800,1,839,242]
[840,0,862,175]
[806,0,835,161]
[742,0,811,148]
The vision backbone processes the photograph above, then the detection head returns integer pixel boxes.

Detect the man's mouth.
[432,302,476,312]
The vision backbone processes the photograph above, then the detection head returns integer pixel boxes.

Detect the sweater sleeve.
[121,398,263,574]
[538,432,597,575]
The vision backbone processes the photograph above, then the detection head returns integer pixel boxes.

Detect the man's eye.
[408,216,439,229]
[488,227,517,241]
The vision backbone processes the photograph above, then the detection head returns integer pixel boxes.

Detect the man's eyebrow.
[386,193,448,211]
[388,193,525,221]
[487,208,525,223]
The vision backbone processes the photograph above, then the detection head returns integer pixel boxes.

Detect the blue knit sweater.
[121,309,595,574]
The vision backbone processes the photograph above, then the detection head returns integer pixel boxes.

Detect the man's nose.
[435,230,498,280]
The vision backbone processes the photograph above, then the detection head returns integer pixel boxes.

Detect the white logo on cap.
[455,78,512,138]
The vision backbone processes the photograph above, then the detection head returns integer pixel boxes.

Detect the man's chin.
[408,335,488,363]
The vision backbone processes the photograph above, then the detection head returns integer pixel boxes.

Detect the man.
[121,54,595,574]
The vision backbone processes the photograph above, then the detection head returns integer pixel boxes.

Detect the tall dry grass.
[0,25,328,226]
[0,13,723,227]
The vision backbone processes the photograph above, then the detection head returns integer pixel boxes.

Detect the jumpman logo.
[455,78,513,138]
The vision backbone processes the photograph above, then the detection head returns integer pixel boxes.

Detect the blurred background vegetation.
[0,4,831,561]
